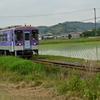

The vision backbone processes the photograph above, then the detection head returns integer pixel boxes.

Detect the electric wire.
[0,8,94,18]
[0,8,99,22]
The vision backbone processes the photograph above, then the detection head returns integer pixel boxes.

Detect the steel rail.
[31,58,100,72]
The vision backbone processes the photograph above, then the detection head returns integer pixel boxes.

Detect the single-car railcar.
[0,25,39,58]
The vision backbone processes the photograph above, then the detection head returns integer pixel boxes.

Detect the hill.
[38,21,100,35]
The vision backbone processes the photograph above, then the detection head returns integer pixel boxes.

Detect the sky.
[0,0,100,27]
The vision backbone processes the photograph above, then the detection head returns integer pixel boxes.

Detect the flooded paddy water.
[39,42,100,60]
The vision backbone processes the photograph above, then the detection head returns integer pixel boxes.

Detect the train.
[0,25,39,58]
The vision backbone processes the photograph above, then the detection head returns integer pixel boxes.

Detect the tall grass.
[0,56,43,74]
[0,56,100,99]
[0,56,46,83]
[57,70,100,99]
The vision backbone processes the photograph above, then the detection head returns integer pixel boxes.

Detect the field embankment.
[0,56,100,99]
[39,37,100,45]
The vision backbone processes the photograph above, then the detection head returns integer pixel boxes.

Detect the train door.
[24,31,31,49]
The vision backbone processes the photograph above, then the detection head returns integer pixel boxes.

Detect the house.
[61,32,81,38]
[44,33,55,39]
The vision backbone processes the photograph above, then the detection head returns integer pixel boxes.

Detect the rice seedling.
[39,41,100,60]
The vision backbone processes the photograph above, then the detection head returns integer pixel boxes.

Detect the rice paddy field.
[39,40,100,60]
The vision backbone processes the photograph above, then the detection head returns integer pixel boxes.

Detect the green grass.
[39,37,100,45]
[37,55,84,61]
[0,56,47,83]
[0,56,100,99]
[0,56,45,75]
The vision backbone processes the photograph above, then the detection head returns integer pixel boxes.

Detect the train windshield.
[25,32,30,40]
[15,30,23,41]
[32,30,38,40]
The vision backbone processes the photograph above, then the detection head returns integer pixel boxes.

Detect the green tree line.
[82,28,100,37]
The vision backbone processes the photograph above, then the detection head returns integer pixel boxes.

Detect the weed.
[0,56,100,99]
[33,80,42,87]
[84,90,98,100]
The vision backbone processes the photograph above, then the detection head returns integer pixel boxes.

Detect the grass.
[0,56,46,83]
[0,55,100,99]
[37,55,84,61]
[0,56,44,75]
[39,37,100,45]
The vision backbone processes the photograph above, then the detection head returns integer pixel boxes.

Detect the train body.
[0,25,39,58]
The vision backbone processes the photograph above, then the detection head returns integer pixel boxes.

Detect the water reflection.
[39,44,100,60]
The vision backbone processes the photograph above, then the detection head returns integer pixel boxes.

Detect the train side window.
[2,34,7,42]
[0,31,3,42]
[15,30,23,41]
[0,34,2,41]
[32,30,38,40]
[1,34,2,42]
[5,34,8,41]
[2,34,5,41]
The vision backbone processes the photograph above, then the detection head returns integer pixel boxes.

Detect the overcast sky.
[0,0,100,27]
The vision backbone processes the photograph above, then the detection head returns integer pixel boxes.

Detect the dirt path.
[0,83,67,100]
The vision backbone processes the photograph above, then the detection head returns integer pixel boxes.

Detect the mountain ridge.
[38,21,100,35]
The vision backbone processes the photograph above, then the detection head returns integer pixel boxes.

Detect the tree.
[82,30,92,37]
[68,34,72,39]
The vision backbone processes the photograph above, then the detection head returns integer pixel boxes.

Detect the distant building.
[44,33,55,39]
[38,34,45,40]
[61,32,82,38]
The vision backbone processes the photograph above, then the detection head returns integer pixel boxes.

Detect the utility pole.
[94,8,97,36]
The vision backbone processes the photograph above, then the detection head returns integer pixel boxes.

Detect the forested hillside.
[38,21,100,35]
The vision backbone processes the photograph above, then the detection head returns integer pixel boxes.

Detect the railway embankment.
[0,55,100,99]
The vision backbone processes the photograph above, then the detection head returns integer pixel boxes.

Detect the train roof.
[0,25,38,31]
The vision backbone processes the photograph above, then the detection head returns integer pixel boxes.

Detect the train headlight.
[17,43,22,45]
[33,43,38,45]
[34,43,36,45]
[19,43,22,45]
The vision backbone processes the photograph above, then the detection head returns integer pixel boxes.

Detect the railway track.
[31,58,100,72]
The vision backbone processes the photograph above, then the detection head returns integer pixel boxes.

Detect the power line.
[0,8,99,23]
[78,17,100,22]
[0,8,93,18]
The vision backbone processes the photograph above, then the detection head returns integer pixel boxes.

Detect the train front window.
[32,30,38,40]
[15,30,22,41]
[25,33,29,40]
